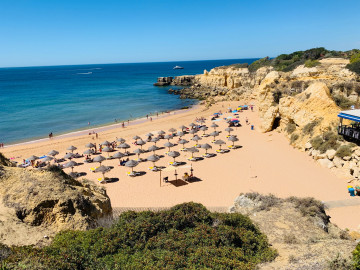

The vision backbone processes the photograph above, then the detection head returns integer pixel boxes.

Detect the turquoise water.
[0,59,256,144]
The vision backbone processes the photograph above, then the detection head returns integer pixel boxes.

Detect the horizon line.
[0,57,263,69]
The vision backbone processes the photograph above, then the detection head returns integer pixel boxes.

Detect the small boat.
[173,66,184,70]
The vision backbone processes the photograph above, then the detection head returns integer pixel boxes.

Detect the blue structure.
[338,109,360,141]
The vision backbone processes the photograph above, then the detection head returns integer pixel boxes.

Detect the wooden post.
[159,169,162,187]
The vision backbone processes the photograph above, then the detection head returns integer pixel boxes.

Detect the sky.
[1,0,360,67]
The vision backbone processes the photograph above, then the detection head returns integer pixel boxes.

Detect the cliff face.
[0,164,112,246]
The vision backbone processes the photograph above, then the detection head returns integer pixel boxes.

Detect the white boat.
[173,66,184,70]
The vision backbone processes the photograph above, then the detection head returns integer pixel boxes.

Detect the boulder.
[333,156,344,168]
[305,142,312,150]
[343,156,352,161]
[318,158,335,169]
[326,149,336,160]
[261,106,279,132]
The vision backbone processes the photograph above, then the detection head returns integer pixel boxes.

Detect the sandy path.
[2,101,359,230]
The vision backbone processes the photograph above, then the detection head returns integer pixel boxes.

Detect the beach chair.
[90,167,99,173]
[97,178,104,184]
[169,161,180,166]
[127,171,138,177]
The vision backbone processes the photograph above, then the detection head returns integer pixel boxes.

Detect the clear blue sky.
[1,0,359,67]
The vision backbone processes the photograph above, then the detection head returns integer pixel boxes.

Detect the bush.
[347,61,360,76]
[3,202,277,269]
[335,145,353,158]
[310,135,323,150]
[350,53,360,64]
[248,57,272,72]
[333,94,355,109]
[329,253,354,270]
[304,59,320,68]
[311,132,341,153]
[290,133,299,144]
[272,90,282,104]
[302,120,319,135]
[241,193,281,211]
[286,122,296,134]
[283,233,298,244]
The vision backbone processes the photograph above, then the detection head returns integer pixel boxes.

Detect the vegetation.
[285,122,296,134]
[272,90,282,104]
[332,94,355,109]
[290,133,299,144]
[353,243,360,269]
[304,59,320,68]
[1,202,277,269]
[347,61,360,75]
[335,145,353,158]
[302,119,320,135]
[310,132,341,153]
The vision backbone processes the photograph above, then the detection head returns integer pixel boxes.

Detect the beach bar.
[338,109,360,141]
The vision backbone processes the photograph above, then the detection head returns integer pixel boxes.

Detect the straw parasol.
[125,160,139,173]
[83,149,94,155]
[93,155,106,165]
[225,127,234,135]
[136,139,146,149]
[147,154,160,167]
[186,147,199,158]
[117,143,130,154]
[192,135,202,143]
[85,143,95,148]
[148,145,159,154]
[201,143,212,155]
[209,131,220,140]
[133,148,144,160]
[214,140,226,150]
[179,125,187,131]
[67,145,77,152]
[64,160,77,172]
[146,133,154,137]
[177,131,184,138]
[167,151,180,163]
[95,165,111,182]
[228,135,239,147]
[48,150,59,157]
[42,156,53,163]
[200,126,208,135]
[169,128,177,133]
[189,129,198,135]
[164,134,173,141]
[158,130,166,135]
[113,151,125,162]
[179,139,189,148]
[151,137,159,145]
[101,140,111,146]
[117,138,126,143]
[164,141,174,151]
[102,146,113,157]
[133,135,141,140]
[211,123,219,130]
[64,152,74,159]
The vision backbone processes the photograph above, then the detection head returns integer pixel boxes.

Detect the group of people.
[0,143,4,148]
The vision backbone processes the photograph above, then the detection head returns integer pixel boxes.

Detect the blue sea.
[0,59,257,145]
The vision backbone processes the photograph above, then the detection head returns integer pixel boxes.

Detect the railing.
[338,125,360,140]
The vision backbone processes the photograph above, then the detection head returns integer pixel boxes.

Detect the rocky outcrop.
[154,77,173,86]
[0,165,112,246]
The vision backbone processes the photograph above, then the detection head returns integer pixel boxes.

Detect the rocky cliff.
[0,156,112,246]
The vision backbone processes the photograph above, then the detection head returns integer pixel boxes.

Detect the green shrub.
[248,57,272,72]
[335,145,353,158]
[350,53,360,64]
[302,120,319,135]
[304,59,320,68]
[286,122,296,134]
[329,253,354,270]
[311,131,341,153]
[290,133,299,144]
[347,61,360,76]
[353,243,360,269]
[333,94,355,109]
[310,135,323,150]
[3,202,277,269]
[272,90,282,104]
[283,233,298,244]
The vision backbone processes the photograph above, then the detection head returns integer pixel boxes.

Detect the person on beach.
[88,122,90,125]
[150,117,152,121]
[122,122,125,128]
[127,120,130,124]
[146,115,148,119]
[96,133,98,139]
[246,117,249,125]
[49,132,53,139]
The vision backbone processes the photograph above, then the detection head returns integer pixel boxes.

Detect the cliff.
[0,157,112,246]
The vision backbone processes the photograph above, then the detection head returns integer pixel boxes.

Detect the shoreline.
[3,103,199,149]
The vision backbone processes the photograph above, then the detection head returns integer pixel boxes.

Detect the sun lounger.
[169,161,180,166]
[127,171,139,177]
[148,166,160,172]
[187,157,198,161]
[90,167,99,173]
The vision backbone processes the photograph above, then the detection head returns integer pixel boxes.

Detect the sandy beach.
[2,101,360,231]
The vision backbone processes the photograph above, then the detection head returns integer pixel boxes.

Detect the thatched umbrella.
[164,141,174,152]
[136,139,146,149]
[64,160,77,172]
[169,128,177,134]
[116,138,126,143]
[147,154,160,168]
[113,151,125,163]
[125,160,139,173]
[201,143,212,154]
[146,132,154,137]
[101,140,111,146]
[95,165,111,182]
[148,145,159,154]
[214,140,226,151]
[177,131,184,138]
[117,143,130,154]
[200,126,208,136]
[85,143,95,148]
[93,155,106,165]
[102,146,113,157]
[187,147,199,159]
[133,135,141,140]
[211,123,219,131]
[48,150,59,157]
[192,135,202,144]
[151,137,159,146]
[209,131,220,141]
[133,148,144,160]
[167,151,180,163]
[83,149,94,155]
[67,145,77,153]
[164,134,173,141]
[42,156,53,163]
[179,125,187,131]
[189,129,198,135]
[179,139,189,149]
[228,135,239,147]
[225,127,234,136]
[64,152,74,160]
[158,130,166,136]
[189,123,196,128]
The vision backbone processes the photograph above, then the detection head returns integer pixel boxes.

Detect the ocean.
[0,59,257,145]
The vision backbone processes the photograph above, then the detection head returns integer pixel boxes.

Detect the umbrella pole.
[159,169,161,187]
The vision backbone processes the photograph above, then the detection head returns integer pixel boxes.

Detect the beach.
[2,101,360,231]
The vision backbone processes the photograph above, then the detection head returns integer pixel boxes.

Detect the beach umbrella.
[64,160,77,172]
[67,145,77,152]
[136,139,146,149]
[93,155,106,165]
[133,135,141,140]
[201,143,212,154]
[211,123,219,130]
[164,134,173,141]
[48,150,59,157]
[102,146,113,157]
[101,140,111,146]
[189,129,198,135]
[192,135,202,144]
[125,160,139,173]
[83,149,94,155]
[64,152,74,159]
[148,145,159,154]
[209,131,220,140]
[200,126,208,135]
[42,156,53,163]
[85,143,95,148]
[147,154,160,167]
[117,143,130,154]
[169,128,177,134]
[95,165,111,181]
[146,133,154,137]
[189,123,196,127]
[133,148,144,160]
[187,147,199,158]
[116,138,126,143]
[167,151,180,163]
[164,141,174,151]
[158,130,166,135]
[179,139,189,148]
[177,131,184,138]
[228,136,239,147]
[214,140,226,150]
[150,137,159,146]
[179,125,187,131]
[198,118,205,124]
[113,151,125,161]
[225,127,234,135]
